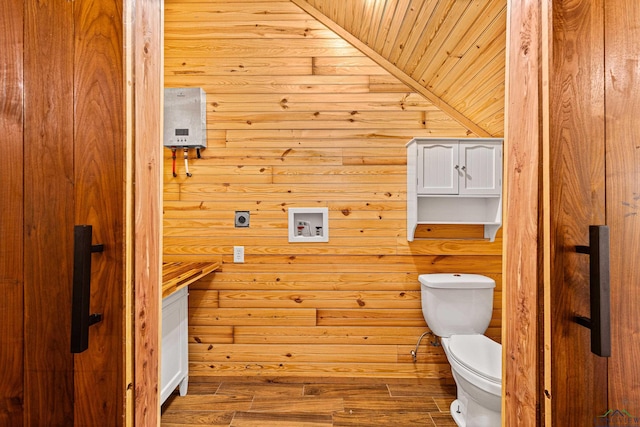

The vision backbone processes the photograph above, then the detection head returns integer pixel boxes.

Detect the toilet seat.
[447,334,501,384]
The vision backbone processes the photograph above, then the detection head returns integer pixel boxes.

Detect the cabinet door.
[417,143,459,194]
[161,287,189,405]
[459,143,502,195]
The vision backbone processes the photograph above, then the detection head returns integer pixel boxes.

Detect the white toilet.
[419,273,502,427]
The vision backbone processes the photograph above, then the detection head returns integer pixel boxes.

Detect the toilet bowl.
[419,273,502,427]
[442,335,501,427]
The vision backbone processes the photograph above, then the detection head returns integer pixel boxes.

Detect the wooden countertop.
[162,261,220,298]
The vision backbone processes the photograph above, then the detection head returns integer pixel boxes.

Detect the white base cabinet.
[160,286,189,405]
[407,137,503,241]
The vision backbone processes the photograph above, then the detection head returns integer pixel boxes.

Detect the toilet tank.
[419,273,495,337]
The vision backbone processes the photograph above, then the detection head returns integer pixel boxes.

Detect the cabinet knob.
[454,165,460,170]
[461,166,466,171]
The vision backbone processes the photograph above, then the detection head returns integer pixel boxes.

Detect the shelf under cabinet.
[416,195,501,222]
[407,195,502,242]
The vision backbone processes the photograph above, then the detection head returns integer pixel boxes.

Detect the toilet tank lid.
[418,273,495,289]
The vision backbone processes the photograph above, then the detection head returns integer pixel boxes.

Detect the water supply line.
[410,330,440,363]
[183,147,192,177]
[171,148,177,177]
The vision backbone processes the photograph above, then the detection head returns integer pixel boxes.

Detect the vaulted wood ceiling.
[292,0,506,137]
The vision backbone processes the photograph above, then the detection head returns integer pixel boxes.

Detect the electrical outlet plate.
[235,211,250,227]
[233,246,244,263]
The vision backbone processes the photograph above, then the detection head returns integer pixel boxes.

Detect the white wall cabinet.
[407,137,503,241]
[160,286,189,405]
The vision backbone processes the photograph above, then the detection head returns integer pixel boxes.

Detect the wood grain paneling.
[0,0,24,424]
[2,1,160,423]
[547,0,608,424]
[503,0,542,425]
[23,0,76,423]
[128,0,164,424]
[73,0,126,423]
[605,0,640,417]
[164,0,502,380]
[295,0,506,137]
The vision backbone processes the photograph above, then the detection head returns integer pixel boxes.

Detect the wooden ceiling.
[291,0,506,137]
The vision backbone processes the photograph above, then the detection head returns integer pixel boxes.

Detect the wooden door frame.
[123,0,552,424]
[125,0,550,426]
[138,0,543,424]
[125,0,163,425]
[503,0,545,425]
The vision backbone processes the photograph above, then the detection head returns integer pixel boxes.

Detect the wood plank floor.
[161,376,458,426]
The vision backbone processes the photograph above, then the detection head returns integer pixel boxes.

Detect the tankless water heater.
[164,87,207,149]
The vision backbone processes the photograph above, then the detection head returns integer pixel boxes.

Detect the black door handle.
[575,225,611,357]
[70,225,104,353]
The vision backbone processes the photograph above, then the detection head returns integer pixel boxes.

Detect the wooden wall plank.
[73,0,125,423]
[393,0,442,71]
[192,271,502,290]
[128,0,163,424]
[164,0,501,381]
[232,326,437,344]
[386,0,423,66]
[165,20,336,39]
[313,56,395,75]
[165,2,307,22]
[206,110,424,130]
[380,0,412,58]
[166,57,313,77]
[503,0,542,424]
[451,69,505,115]
[357,0,376,45]
[0,0,24,423]
[405,0,485,76]
[223,124,452,142]
[163,239,501,257]
[189,361,453,378]
[189,344,400,363]
[373,0,399,52]
[23,0,75,423]
[164,39,361,58]
[189,308,318,326]
[546,0,608,424]
[412,1,505,88]
[430,11,507,96]
[604,0,640,418]
[365,0,388,47]
[204,93,435,112]
[216,290,421,309]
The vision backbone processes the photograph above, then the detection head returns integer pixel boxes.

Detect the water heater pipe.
[183,148,192,177]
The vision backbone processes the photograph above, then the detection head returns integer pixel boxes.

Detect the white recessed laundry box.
[288,207,329,243]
